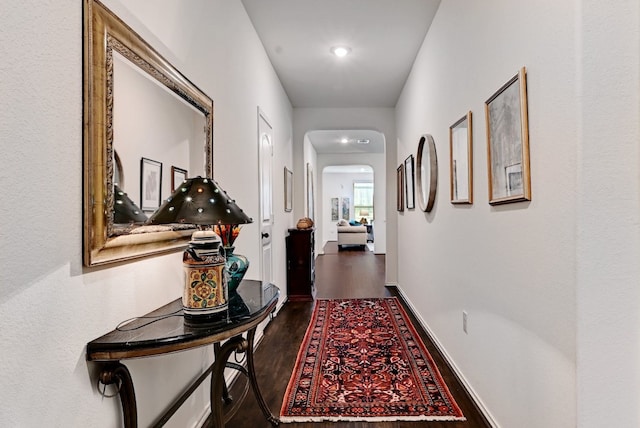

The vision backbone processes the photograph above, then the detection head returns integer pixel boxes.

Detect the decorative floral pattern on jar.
[182,230,228,317]
[185,267,224,308]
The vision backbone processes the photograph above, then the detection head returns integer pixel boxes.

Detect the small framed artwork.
[306,163,314,220]
[284,167,293,212]
[171,166,187,192]
[449,112,473,204]
[331,197,339,221]
[404,155,415,209]
[485,67,531,205]
[140,157,162,211]
[396,164,405,212]
[341,197,350,220]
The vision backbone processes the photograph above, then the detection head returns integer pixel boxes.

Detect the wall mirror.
[83,0,213,266]
[416,134,438,212]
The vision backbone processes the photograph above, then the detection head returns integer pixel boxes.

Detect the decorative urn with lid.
[182,230,228,322]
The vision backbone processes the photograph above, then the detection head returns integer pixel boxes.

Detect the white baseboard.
[194,404,211,428]
[389,284,501,428]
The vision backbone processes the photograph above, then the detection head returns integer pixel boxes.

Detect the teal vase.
[223,246,249,293]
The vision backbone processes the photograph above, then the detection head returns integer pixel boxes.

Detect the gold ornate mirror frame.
[83,0,213,266]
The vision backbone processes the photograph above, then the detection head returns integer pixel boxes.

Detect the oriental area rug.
[280,298,465,422]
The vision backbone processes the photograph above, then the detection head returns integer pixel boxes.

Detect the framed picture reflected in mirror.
[140,157,162,212]
[171,166,187,193]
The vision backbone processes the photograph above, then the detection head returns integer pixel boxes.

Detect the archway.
[303,129,386,256]
[322,164,375,251]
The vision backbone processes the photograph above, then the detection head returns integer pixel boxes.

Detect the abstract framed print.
[485,67,531,205]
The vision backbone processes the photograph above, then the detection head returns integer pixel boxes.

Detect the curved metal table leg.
[246,329,280,426]
[210,336,247,427]
[99,362,137,428]
[214,343,234,405]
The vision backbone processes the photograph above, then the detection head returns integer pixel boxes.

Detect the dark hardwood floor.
[219,242,491,428]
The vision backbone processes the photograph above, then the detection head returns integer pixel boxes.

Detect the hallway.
[224,242,491,427]
[316,242,389,299]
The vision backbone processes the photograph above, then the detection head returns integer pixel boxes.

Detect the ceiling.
[240,0,441,153]
[307,129,384,154]
[324,165,373,174]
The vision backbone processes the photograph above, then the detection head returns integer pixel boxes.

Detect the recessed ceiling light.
[331,46,351,57]
[340,138,349,144]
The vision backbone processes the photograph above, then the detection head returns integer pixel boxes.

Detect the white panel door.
[258,108,273,285]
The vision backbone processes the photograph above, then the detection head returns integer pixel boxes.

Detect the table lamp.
[147,177,252,323]
[358,208,369,224]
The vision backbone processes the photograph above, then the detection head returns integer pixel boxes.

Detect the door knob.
[262,232,270,238]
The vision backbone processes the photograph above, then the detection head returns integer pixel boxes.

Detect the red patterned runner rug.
[280,298,465,422]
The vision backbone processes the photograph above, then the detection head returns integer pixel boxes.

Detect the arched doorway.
[303,129,386,256]
[322,164,375,251]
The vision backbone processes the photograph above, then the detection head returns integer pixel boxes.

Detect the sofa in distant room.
[336,219,367,250]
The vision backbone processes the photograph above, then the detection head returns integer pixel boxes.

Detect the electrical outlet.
[462,311,468,334]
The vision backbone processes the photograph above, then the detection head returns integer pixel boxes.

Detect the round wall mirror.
[416,134,438,212]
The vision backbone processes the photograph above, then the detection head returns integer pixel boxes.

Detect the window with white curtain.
[353,181,373,223]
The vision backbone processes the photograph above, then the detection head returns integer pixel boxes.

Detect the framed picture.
[396,164,405,212]
[140,157,162,211]
[170,166,187,192]
[449,112,473,204]
[306,163,314,220]
[485,67,531,204]
[341,197,350,220]
[404,155,415,209]
[284,167,293,212]
[331,197,339,221]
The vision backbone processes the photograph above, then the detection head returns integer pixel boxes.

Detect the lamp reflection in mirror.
[147,177,252,324]
[114,185,147,224]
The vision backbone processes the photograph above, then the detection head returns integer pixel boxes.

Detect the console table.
[365,224,374,242]
[86,280,279,427]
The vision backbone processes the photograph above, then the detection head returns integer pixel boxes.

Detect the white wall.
[321,170,374,243]
[0,1,292,427]
[395,1,640,427]
[293,108,397,281]
[576,1,640,427]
